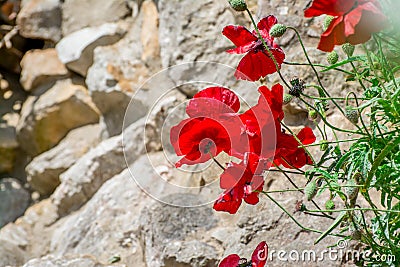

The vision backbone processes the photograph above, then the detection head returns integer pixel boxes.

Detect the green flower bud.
[305,180,318,201]
[319,140,328,151]
[373,61,381,69]
[283,93,293,105]
[345,106,359,124]
[345,179,359,201]
[323,15,334,31]
[327,51,339,65]
[325,199,335,211]
[228,0,247,12]
[342,43,355,57]
[308,109,318,120]
[269,24,287,37]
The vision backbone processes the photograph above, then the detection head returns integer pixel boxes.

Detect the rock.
[50,118,148,216]
[0,239,27,267]
[0,125,18,173]
[62,0,131,36]
[50,168,147,267]
[56,22,129,76]
[86,4,162,137]
[20,49,70,92]
[163,240,220,267]
[17,0,62,42]
[22,254,124,267]
[140,193,218,267]
[26,124,102,196]
[0,178,30,228]
[16,78,100,156]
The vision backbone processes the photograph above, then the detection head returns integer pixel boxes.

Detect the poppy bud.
[319,140,328,151]
[352,172,363,184]
[345,106,359,124]
[269,24,287,37]
[323,15,334,31]
[325,199,335,211]
[304,180,317,201]
[345,179,359,201]
[308,109,318,120]
[327,51,339,65]
[227,0,247,12]
[283,93,293,105]
[342,43,355,57]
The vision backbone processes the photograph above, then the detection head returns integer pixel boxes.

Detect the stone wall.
[0,0,356,266]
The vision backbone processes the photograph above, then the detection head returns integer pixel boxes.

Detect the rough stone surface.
[0,178,30,228]
[16,78,100,156]
[26,124,102,196]
[0,239,27,267]
[20,49,69,92]
[0,125,18,173]
[17,0,62,42]
[56,22,128,76]
[22,254,124,267]
[86,2,161,137]
[62,0,131,36]
[50,118,147,216]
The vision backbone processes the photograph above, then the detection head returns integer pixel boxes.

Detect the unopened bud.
[305,180,318,201]
[323,15,334,31]
[283,93,293,105]
[309,109,318,120]
[325,199,335,211]
[228,0,247,11]
[327,51,339,65]
[269,24,287,37]
[345,106,359,124]
[342,43,355,57]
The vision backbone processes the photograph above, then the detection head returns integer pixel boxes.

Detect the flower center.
[199,138,216,154]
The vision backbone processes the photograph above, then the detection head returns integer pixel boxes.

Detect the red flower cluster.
[219,241,268,267]
[223,15,285,81]
[170,85,315,214]
[305,0,387,52]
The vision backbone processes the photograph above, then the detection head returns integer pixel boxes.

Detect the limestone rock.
[20,49,69,92]
[16,78,100,156]
[56,22,128,76]
[50,118,148,216]
[50,168,147,267]
[62,0,131,36]
[22,254,124,267]
[16,0,62,42]
[26,124,102,196]
[0,125,18,173]
[86,4,162,136]
[140,194,218,267]
[0,239,27,267]
[0,178,30,228]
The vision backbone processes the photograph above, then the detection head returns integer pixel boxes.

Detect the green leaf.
[314,211,346,245]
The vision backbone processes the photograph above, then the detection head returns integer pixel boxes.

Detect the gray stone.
[50,118,147,216]
[0,125,18,173]
[20,49,70,92]
[16,78,100,156]
[26,124,102,196]
[62,0,131,36]
[17,0,62,42]
[50,168,147,267]
[140,194,218,267]
[22,254,125,267]
[56,22,129,76]
[86,3,162,137]
[0,239,27,267]
[0,178,30,228]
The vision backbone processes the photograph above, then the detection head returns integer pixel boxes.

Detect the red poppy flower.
[213,153,265,214]
[274,127,316,169]
[186,87,240,118]
[304,0,387,52]
[232,85,282,159]
[170,117,232,167]
[219,241,268,267]
[223,15,285,81]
